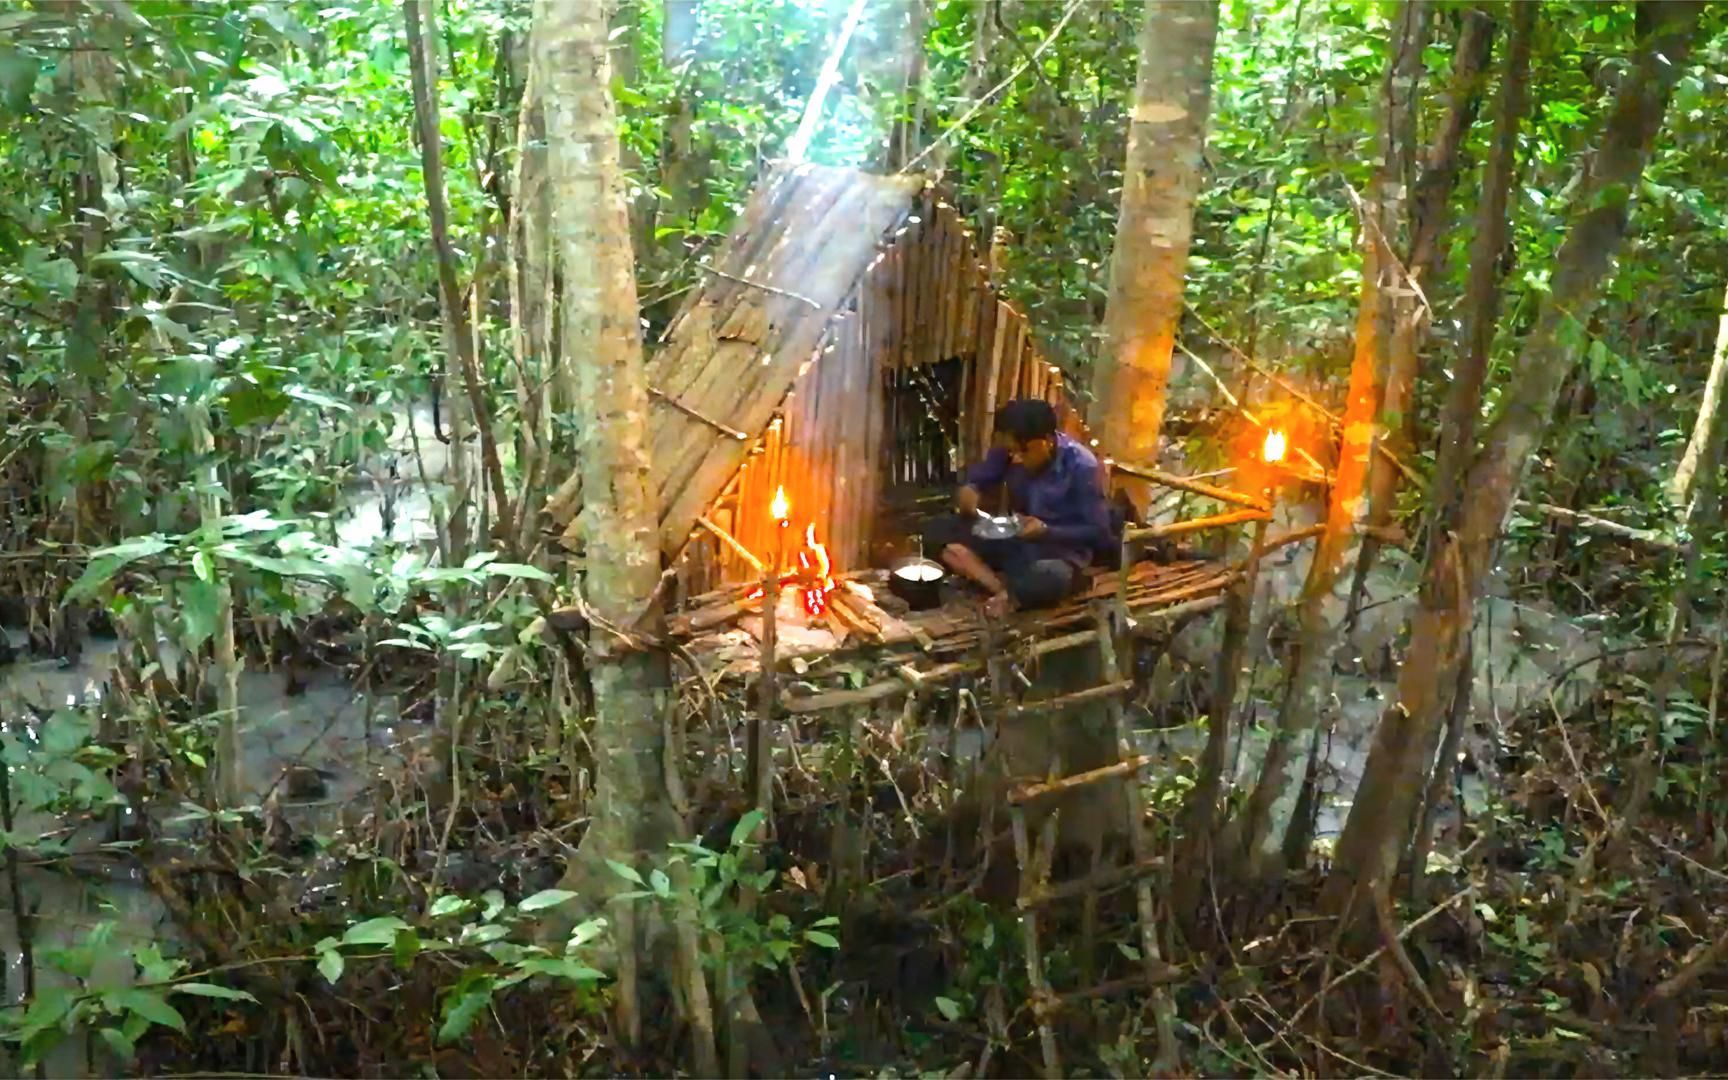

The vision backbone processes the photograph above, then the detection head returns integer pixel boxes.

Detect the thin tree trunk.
[406,0,511,547]
[507,36,555,549]
[1426,0,1536,571]
[189,402,244,806]
[1348,9,1495,623]
[1325,0,1706,915]
[1670,285,1728,511]
[1617,304,1728,844]
[1087,0,1219,470]
[1240,1,1430,868]
[536,0,687,1056]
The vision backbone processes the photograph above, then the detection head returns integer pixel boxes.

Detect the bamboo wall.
[676,187,1090,594]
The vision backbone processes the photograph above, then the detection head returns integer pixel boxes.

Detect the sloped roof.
[555,162,921,559]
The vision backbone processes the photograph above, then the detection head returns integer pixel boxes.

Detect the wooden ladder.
[998,602,1177,1078]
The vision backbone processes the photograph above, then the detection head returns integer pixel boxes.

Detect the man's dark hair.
[997,399,1058,442]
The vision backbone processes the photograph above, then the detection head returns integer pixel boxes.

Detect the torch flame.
[1262,429,1288,464]
[770,485,790,522]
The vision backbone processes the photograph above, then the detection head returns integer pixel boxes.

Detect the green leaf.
[483,562,556,583]
[66,536,172,600]
[606,859,645,886]
[429,894,472,918]
[316,947,344,985]
[393,928,422,969]
[567,917,607,952]
[810,916,840,928]
[650,869,671,898]
[170,982,257,1003]
[107,989,186,1032]
[192,548,215,583]
[730,808,765,849]
[0,45,39,112]
[284,385,352,411]
[90,250,168,290]
[517,957,606,983]
[224,383,290,427]
[436,984,494,1046]
[96,1026,137,1065]
[804,930,840,949]
[179,578,221,653]
[519,889,579,913]
[935,996,962,1022]
[342,916,410,947]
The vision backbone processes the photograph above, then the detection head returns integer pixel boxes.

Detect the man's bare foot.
[984,591,1013,618]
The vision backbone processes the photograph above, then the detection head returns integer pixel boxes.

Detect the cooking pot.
[888,557,946,610]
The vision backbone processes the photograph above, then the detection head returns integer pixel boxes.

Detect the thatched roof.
[549,162,921,559]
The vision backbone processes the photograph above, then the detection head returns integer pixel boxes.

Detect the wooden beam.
[1007,680,1135,719]
[695,515,764,571]
[650,387,751,442]
[1009,755,1155,805]
[1124,508,1270,543]
[1110,461,1271,512]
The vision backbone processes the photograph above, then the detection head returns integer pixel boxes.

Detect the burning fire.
[748,487,837,618]
[1262,428,1288,464]
[796,524,836,617]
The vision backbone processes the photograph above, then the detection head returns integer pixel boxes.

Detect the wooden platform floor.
[673,557,1237,712]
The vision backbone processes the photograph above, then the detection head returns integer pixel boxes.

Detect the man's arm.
[1039,458,1113,551]
[965,447,1010,490]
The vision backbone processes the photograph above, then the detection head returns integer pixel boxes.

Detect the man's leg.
[1003,558,1077,611]
[940,543,1013,614]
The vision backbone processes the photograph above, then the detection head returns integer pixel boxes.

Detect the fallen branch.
[1514,499,1677,550]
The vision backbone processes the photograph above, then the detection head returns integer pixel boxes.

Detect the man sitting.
[925,399,1114,617]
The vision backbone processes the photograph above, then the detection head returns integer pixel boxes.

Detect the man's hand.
[957,484,982,515]
[1018,516,1048,539]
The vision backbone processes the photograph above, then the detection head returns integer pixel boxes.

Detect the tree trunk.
[536,0,685,1044]
[1426,0,1536,569]
[1239,1,1430,868]
[1087,0,1219,470]
[1347,9,1495,622]
[507,31,556,547]
[406,0,511,549]
[1325,0,1706,914]
[1670,284,1728,512]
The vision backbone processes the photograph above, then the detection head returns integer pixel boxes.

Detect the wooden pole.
[1110,460,1271,512]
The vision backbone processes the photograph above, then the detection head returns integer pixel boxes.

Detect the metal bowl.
[972,514,1021,541]
[888,557,946,610]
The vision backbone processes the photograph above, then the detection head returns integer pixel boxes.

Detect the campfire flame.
[1262,429,1288,464]
[796,523,836,617]
[748,488,837,618]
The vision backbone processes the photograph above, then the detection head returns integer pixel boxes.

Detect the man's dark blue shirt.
[965,432,1114,567]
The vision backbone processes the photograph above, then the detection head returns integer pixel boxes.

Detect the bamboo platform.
[671,556,1237,710]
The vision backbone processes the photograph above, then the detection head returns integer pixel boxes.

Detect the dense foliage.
[0,0,1726,1074]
